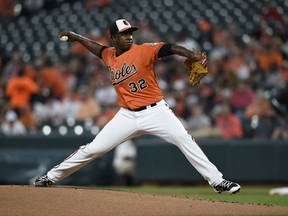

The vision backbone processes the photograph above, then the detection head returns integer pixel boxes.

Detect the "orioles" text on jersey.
[102,43,165,109]
[109,63,138,86]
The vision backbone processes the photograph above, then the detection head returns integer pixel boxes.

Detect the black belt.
[127,103,157,112]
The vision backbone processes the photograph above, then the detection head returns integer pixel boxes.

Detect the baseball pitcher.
[34,19,240,194]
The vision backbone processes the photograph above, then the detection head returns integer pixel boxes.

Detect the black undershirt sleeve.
[99,46,108,59]
[157,43,174,58]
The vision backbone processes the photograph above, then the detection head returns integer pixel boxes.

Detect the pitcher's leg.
[47,109,138,182]
[171,131,223,186]
[142,106,223,186]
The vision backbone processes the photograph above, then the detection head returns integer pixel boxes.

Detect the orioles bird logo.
[123,20,130,26]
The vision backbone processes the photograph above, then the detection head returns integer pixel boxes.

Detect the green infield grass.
[102,185,288,206]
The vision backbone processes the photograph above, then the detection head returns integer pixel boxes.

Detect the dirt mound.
[1,185,288,216]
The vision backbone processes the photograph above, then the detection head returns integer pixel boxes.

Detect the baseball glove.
[184,52,208,86]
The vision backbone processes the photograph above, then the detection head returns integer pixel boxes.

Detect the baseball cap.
[110,19,139,36]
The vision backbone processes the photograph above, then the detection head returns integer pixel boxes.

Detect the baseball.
[60,36,68,41]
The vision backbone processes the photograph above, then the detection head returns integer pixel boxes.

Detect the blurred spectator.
[176,33,199,61]
[0,0,287,140]
[94,82,117,107]
[0,0,14,14]
[198,20,213,45]
[5,68,39,112]
[1,110,26,136]
[252,108,282,139]
[171,67,187,93]
[187,105,219,139]
[271,84,288,116]
[214,104,243,139]
[95,103,118,128]
[65,57,85,90]
[84,0,112,10]
[212,25,228,47]
[261,2,282,23]
[269,84,288,140]
[70,28,109,58]
[163,92,177,110]
[256,45,283,75]
[279,64,288,86]
[173,93,190,119]
[2,52,23,85]
[272,116,288,140]
[33,95,65,126]
[18,105,38,133]
[38,59,66,100]
[213,86,232,106]
[227,51,250,81]
[62,91,81,120]
[229,81,255,119]
[76,87,101,122]
[187,104,211,131]
[0,0,14,18]
[245,88,272,119]
[209,40,229,62]
[243,88,273,138]
[134,20,161,44]
[24,64,38,81]
[113,140,137,186]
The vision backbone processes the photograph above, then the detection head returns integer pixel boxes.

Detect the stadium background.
[0,0,287,186]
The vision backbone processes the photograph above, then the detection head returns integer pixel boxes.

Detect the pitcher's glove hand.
[184,52,208,86]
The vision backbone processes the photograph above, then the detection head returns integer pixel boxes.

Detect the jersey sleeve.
[141,42,165,62]
[101,47,114,66]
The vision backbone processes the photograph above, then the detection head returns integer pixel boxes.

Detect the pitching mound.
[1,185,288,216]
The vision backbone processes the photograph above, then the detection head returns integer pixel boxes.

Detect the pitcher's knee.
[170,132,192,145]
[83,143,111,158]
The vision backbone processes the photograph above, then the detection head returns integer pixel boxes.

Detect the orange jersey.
[101,43,164,109]
[6,76,39,108]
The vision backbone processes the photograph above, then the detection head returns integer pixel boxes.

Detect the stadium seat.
[0,0,286,62]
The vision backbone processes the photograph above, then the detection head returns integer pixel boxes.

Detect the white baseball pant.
[47,99,224,186]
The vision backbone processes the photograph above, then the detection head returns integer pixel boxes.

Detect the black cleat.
[213,179,241,194]
[33,175,53,187]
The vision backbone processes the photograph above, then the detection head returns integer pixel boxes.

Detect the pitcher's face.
[112,30,134,53]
